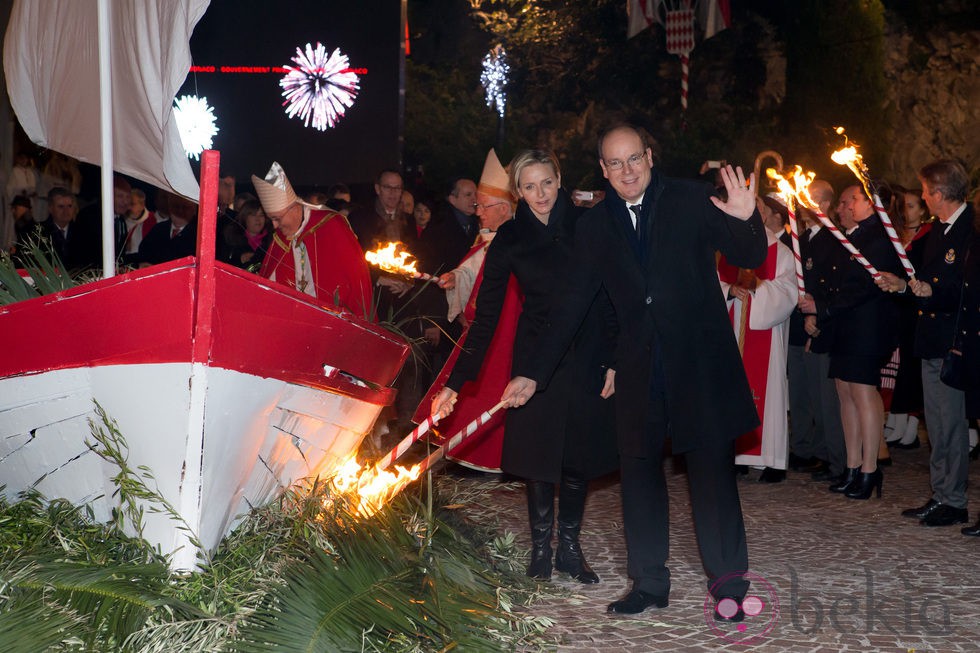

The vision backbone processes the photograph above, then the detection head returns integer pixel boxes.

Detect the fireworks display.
[280,42,360,131]
[480,45,510,118]
[173,95,219,160]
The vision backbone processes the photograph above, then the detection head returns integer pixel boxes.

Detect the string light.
[173,95,219,160]
[480,45,509,118]
[280,42,360,131]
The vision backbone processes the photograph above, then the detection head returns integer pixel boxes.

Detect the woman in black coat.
[431,149,618,583]
[803,186,902,499]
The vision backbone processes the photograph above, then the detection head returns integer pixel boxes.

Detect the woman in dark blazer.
[431,150,617,583]
[805,186,902,499]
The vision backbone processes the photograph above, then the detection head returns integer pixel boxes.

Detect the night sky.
[180,0,402,189]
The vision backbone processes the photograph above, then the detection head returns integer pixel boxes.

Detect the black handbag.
[939,348,967,390]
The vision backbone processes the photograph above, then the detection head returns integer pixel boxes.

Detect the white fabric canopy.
[3,0,209,200]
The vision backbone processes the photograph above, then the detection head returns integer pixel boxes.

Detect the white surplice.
[720,230,799,469]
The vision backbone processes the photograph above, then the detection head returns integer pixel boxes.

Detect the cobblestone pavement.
[445,439,980,652]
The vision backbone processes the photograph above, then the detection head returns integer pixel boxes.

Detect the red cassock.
[718,243,778,461]
[413,241,523,472]
[259,208,373,319]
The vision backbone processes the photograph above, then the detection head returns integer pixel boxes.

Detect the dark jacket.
[802,225,845,354]
[816,214,903,359]
[529,172,768,456]
[136,218,197,265]
[40,218,90,272]
[447,190,618,482]
[912,205,975,360]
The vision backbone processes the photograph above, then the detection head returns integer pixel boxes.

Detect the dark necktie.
[629,204,643,233]
[171,226,180,239]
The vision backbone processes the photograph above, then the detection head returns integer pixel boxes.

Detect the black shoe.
[607,590,669,614]
[901,499,939,520]
[829,467,859,493]
[971,444,980,461]
[735,464,749,475]
[713,596,745,622]
[961,520,980,536]
[554,474,599,584]
[758,467,786,483]
[527,545,553,580]
[921,504,969,527]
[877,457,893,467]
[893,438,920,450]
[525,481,554,580]
[844,468,883,500]
[555,544,599,584]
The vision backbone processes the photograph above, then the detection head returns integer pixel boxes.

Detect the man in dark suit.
[502,125,767,619]
[877,159,974,526]
[40,187,90,272]
[797,183,847,483]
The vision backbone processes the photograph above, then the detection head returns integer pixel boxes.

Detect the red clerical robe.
[413,238,522,472]
[718,233,797,468]
[259,208,372,319]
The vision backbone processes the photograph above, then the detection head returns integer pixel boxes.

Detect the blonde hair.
[509,149,561,195]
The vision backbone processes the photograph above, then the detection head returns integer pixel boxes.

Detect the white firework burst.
[173,94,219,160]
[280,42,360,131]
[480,45,510,118]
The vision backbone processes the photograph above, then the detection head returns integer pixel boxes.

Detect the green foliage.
[0,233,78,305]
[0,409,555,652]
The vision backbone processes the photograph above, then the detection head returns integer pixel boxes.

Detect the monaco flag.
[627,0,730,40]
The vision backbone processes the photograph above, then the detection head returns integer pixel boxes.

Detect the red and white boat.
[0,153,408,570]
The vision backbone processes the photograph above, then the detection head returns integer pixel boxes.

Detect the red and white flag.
[627,0,730,41]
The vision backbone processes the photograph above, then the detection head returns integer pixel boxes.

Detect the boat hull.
[0,258,408,570]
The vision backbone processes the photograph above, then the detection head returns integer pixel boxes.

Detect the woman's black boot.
[829,467,860,493]
[554,474,599,584]
[525,480,554,580]
[844,468,883,500]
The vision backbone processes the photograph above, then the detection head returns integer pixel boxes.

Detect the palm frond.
[1,556,204,649]
[0,596,83,653]
[0,249,41,304]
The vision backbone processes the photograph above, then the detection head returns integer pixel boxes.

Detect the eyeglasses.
[603,152,647,171]
[474,201,506,211]
[379,184,403,192]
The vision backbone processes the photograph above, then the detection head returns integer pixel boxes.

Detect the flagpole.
[97,0,116,279]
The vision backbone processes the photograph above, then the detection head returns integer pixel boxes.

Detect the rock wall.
[883,20,980,186]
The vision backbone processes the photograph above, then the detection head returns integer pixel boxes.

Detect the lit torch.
[364,242,437,282]
[766,166,808,297]
[831,127,916,281]
[328,400,508,518]
[793,168,880,279]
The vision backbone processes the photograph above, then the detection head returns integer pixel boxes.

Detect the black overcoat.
[816,214,903,359]
[529,171,768,456]
[447,191,618,482]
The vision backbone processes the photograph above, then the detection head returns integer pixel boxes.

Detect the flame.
[364,242,419,277]
[328,456,423,518]
[767,166,818,210]
[830,126,872,198]
[792,167,818,209]
[830,145,860,168]
[766,166,815,210]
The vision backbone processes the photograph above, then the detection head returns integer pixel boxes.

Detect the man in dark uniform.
[502,124,767,619]
[877,159,974,526]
